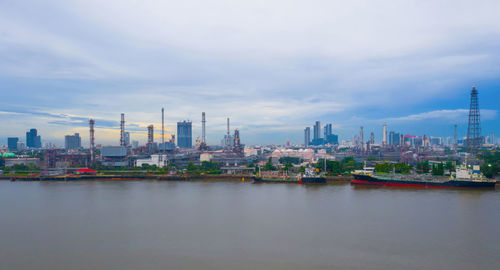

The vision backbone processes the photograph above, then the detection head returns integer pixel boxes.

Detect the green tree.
[279,157,302,165]
[481,163,496,178]
[394,163,411,174]
[263,161,276,171]
[416,161,430,174]
[374,162,394,173]
[432,163,444,176]
[445,161,456,171]
[187,162,197,171]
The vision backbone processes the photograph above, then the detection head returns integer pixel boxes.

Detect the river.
[0,180,498,270]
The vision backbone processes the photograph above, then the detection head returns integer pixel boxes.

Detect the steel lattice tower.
[466,86,482,154]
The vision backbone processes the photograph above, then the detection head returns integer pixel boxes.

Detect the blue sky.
[1,0,499,146]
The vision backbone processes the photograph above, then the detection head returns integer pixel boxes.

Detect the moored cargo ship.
[352,163,495,188]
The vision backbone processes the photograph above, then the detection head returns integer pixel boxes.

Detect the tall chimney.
[360,126,364,152]
[120,113,125,146]
[89,119,95,164]
[382,123,387,146]
[161,108,165,152]
[454,124,458,150]
[202,112,206,144]
[226,118,230,148]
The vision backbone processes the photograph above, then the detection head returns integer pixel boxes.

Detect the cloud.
[382,109,497,123]
[1,1,500,144]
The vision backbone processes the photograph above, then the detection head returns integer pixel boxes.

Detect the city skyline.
[1,1,500,145]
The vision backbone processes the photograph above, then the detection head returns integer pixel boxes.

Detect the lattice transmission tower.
[466,86,482,154]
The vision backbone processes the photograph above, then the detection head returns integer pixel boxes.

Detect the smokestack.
[454,124,458,150]
[120,113,125,146]
[382,123,387,146]
[360,126,364,152]
[226,117,230,148]
[162,108,165,152]
[89,119,95,164]
[202,112,206,144]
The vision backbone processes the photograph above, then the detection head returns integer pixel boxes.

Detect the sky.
[1,0,499,146]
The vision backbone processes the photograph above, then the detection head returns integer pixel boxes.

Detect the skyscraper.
[26,128,41,148]
[313,121,321,140]
[304,127,311,146]
[177,121,192,148]
[324,123,332,138]
[65,133,81,150]
[8,137,18,151]
[147,125,155,153]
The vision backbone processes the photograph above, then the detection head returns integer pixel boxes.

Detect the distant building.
[26,128,41,148]
[304,127,311,146]
[489,132,495,145]
[159,142,176,151]
[313,121,321,141]
[325,134,339,145]
[324,123,332,138]
[389,132,400,146]
[430,137,441,146]
[124,132,130,146]
[177,121,192,148]
[17,142,26,151]
[64,133,81,150]
[221,134,233,147]
[8,137,19,151]
[100,146,128,167]
[132,140,139,149]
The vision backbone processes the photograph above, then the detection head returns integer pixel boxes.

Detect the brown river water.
[0,180,499,270]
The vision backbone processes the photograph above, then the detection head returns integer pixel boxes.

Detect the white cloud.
[382,109,497,122]
[1,0,500,144]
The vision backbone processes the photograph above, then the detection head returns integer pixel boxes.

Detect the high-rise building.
[304,127,311,146]
[313,121,321,140]
[8,137,19,151]
[382,123,387,146]
[324,123,332,138]
[26,128,41,148]
[64,133,81,150]
[389,132,400,146]
[177,121,192,148]
[370,132,375,144]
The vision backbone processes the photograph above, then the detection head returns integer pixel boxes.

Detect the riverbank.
[0,174,353,182]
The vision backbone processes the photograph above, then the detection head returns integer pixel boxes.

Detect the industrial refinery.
[0,86,498,180]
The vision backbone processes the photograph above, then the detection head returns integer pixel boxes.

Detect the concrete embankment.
[2,174,352,183]
[3,174,252,182]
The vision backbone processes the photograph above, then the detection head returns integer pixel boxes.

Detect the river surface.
[0,180,499,270]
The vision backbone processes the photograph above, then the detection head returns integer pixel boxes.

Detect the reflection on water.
[0,180,498,270]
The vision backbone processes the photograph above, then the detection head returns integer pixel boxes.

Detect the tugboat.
[352,162,495,188]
